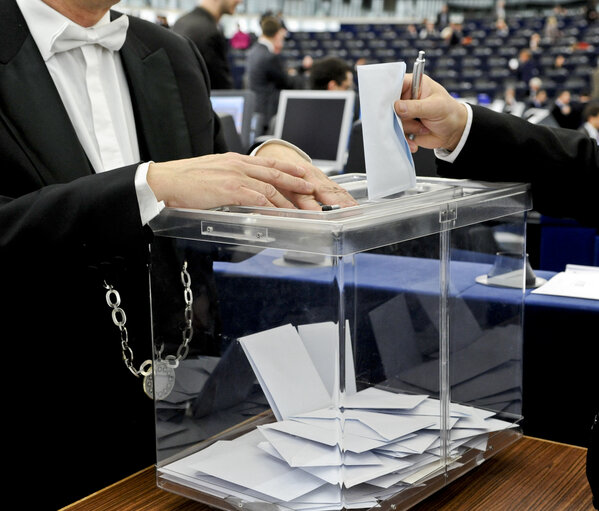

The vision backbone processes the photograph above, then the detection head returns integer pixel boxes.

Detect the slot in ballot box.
[148,175,530,510]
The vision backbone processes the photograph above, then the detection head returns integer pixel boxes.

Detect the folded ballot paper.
[357,62,416,200]
[159,322,515,510]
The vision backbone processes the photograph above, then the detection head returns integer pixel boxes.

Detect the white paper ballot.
[532,264,599,300]
[344,410,436,441]
[190,440,326,501]
[342,386,427,410]
[239,324,331,420]
[259,426,343,467]
[261,418,341,447]
[357,62,416,200]
[297,321,357,398]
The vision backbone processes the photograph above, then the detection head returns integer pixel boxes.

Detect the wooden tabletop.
[62,436,594,511]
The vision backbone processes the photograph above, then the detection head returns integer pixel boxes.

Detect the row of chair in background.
[228,12,599,98]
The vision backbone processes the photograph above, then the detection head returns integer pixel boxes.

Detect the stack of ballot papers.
[159,322,516,510]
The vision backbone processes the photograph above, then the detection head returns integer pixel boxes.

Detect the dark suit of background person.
[172,1,239,90]
[246,16,299,132]
[0,2,232,508]
[433,104,598,507]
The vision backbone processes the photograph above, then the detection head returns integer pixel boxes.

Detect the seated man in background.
[551,88,582,129]
[0,0,355,508]
[309,56,360,122]
[579,101,599,143]
[309,56,354,91]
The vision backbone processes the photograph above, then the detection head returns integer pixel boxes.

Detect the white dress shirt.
[16,0,163,225]
[583,122,599,144]
[434,103,473,163]
[257,37,276,54]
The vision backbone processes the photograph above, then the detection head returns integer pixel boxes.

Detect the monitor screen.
[273,90,356,173]
[210,90,256,148]
[210,95,245,135]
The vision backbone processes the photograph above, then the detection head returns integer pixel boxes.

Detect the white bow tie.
[50,14,129,54]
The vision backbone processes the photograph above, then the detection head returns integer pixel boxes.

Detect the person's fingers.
[401,73,414,97]
[394,97,426,121]
[147,158,297,210]
[244,179,296,209]
[218,170,297,209]
[199,152,309,182]
[231,186,276,208]
[253,143,358,210]
[221,153,316,196]
[400,118,429,136]
[313,181,358,208]
[284,193,321,211]
[406,136,419,153]
[233,184,297,209]
[295,164,358,209]
[245,154,308,179]
[241,161,315,195]
[251,143,351,205]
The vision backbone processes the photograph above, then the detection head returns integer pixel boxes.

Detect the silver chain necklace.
[104,261,193,400]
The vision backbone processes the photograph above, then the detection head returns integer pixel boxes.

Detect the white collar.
[16,0,112,61]
[585,121,599,140]
[258,36,275,53]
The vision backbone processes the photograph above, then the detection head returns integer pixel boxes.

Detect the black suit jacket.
[0,2,227,508]
[436,105,599,227]
[172,6,234,90]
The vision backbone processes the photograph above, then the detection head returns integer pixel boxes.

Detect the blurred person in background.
[246,15,305,132]
[578,101,599,143]
[309,56,354,91]
[552,89,581,129]
[173,0,242,89]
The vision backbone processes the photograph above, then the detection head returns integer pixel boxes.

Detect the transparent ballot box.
[148,176,530,510]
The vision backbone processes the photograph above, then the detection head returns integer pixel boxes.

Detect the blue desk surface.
[215,250,598,312]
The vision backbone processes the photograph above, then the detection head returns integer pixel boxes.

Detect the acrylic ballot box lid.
[149,176,531,256]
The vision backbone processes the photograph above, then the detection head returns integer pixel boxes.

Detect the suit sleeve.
[436,105,599,227]
[0,165,151,262]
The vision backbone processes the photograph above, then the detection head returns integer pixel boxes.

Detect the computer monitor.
[273,90,356,174]
[210,90,256,149]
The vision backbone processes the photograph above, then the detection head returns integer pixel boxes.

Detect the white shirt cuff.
[135,162,165,226]
[250,138,312,163]
[434,103,473,163]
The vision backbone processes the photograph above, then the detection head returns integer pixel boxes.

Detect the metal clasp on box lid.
[439,204,457,228]
[201,221,271,242]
